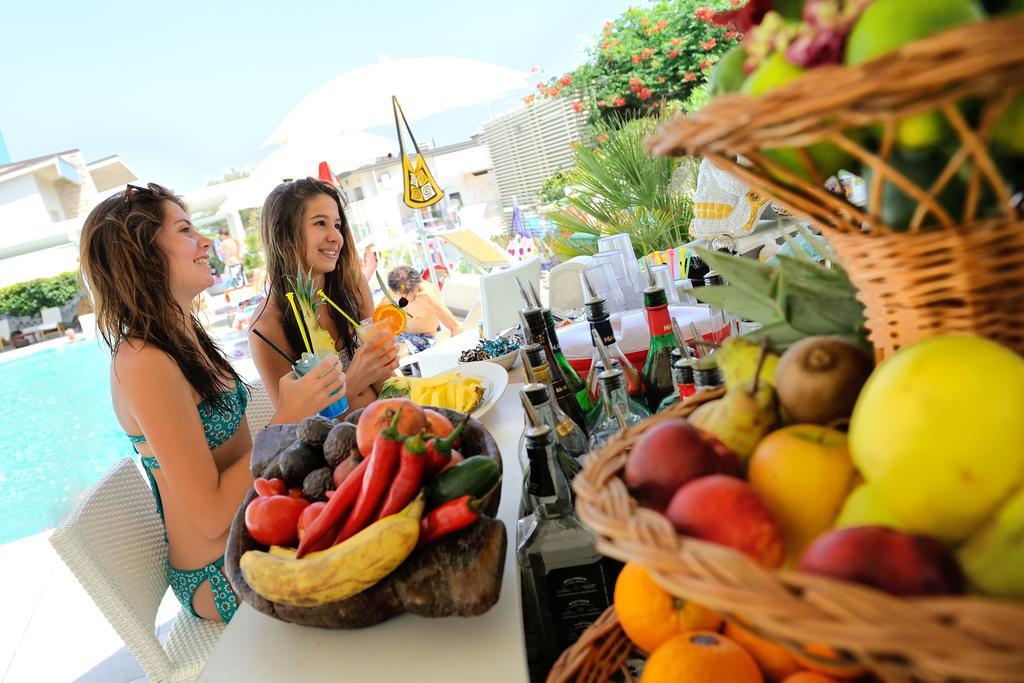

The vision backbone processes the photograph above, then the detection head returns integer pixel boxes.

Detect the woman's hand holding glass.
[346,335,399,394]
[276,353,346,423]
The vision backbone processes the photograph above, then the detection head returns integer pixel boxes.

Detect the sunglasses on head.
[118,183,156,218]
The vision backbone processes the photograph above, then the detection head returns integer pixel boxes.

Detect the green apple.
[834,483,903,529]
[709,45,748,97]
[850,335,1024,542]
[958,486,1024,597]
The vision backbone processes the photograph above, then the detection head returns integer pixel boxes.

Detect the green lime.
[743,54,853,183]
[845,0,986,66]
[709,46,748,97]
[993,92,1024,155]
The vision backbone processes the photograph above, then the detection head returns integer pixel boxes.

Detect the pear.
[834,483,904,530]
[690,346,780,460]
[957,486,1024,598]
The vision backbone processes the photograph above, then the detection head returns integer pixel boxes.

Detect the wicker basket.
[646,17,1024,359]
[548,606,638,683]
[568,389,1024,682]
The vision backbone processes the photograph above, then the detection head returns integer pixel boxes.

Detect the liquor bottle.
[656,355,698,412]
[518,412,617,682]
[581,271,643,405]
[517,384,585,518]
[520,309,588,432]
[585,329,650,432]
[526,280,593,416]
[588,366,647,451]
[640,267,677,412]
[516,379,587,472]
[693,357,725,392]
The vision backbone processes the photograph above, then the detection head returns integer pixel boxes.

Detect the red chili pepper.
[374,432,426,521]
[424,414,468,475]
[253,477,286,497]
[416,494,483,548]
[295,456,369,557]
[334,407,405,543]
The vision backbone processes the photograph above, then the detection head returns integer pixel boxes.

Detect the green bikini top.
[129,379,249,460]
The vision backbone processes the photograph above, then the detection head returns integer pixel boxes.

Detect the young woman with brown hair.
[79,183,343,622]
[249,178,397,412]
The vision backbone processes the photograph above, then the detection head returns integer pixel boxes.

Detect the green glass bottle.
[641,281,676,412]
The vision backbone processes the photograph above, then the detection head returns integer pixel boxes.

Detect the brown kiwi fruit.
[775,336,873,425]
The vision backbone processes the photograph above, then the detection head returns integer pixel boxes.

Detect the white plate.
[452,360,509,419]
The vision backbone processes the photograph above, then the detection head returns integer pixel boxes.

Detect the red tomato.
[297,501,328,541]
[244,494,309,547]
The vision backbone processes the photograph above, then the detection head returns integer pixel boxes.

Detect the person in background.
[386,264,463,353]
[216,227,244,287]
[359,242,378,282]
[249,178,398,412]
[79,183,342,622]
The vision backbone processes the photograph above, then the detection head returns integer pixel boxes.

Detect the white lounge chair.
[50,459,224,683]
[0,318,11,350]
[547,257,593,316]
[479,256,541,338]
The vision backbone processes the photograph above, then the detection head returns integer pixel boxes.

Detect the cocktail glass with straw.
[286,291,349,419]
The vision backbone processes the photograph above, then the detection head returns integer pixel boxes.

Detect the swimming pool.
[0,340,137,545]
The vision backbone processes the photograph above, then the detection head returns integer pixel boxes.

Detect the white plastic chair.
[547,259,591,315]
[50,458,225,683]
[244,378,275,438]
[479,256,541,338]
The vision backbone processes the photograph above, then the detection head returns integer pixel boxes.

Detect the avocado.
[278,441,325,488]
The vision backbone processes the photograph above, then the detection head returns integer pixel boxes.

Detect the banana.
[240,493,424,606]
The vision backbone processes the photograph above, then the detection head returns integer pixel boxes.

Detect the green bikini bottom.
[168,556,238,623]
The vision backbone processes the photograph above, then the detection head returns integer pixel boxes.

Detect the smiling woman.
[248,178,399,415]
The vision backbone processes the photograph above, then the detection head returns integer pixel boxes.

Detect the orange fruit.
[642,631,763,683]
[792,643,867,680]
[372,303,406,335]
[614,562,723,653]
[781,673,841,683]
[725,620,802,681]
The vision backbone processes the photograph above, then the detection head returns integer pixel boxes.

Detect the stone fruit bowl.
[224,408,505,629]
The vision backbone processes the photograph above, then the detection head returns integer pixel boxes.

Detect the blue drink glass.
[293,351,349,419]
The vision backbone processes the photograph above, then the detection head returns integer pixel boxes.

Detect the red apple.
[798,526,966,596]
[625,419,738,512]
[666,475,786,568]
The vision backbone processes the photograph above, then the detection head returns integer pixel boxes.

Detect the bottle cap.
[642,286,668,307]
[584,296,609,322]
[525,424,552,448]
[524,343,546,368]
[597,368,624,392]
[523,382,549,405]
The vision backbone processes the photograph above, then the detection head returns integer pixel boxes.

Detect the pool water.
[0,340,137,545]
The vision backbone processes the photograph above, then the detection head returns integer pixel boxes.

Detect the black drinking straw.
[252,328,297,365]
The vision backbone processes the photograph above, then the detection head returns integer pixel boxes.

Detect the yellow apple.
[749,425,857,564]
[834,483,903,529]
[850,334,1024,542]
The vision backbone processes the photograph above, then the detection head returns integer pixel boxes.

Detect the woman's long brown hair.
[79,183,242,407]
[259,178,362,358]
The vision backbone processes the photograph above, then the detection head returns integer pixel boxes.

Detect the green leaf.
[742,321,808,350]
[774,255,853,298]
[692,246,779,300]
[691,285,783,324]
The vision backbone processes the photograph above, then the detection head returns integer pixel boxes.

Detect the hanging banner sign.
[393,96,444,209]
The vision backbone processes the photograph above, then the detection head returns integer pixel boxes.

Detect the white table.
[199,385,528,682]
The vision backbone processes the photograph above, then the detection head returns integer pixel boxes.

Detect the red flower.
[523,94,535,104]
[530,66,540,73]
[724,29,739,40]
[638,88,652,100]
[603,20,613,30]
[546,87,561,97]
[684,71,697,82]
[695,6,716,22]
[631,54,643,63]
[571,102,584,113]
[700,58,714,69]
[641,47,655,59]
[536,82,545,90]
[628,76,644,93]
[730,0,740,4]
[668,49,681,59]
[597,134,609,143]
[655,19,668,31]
[559,74,574,86]
[597,99,606,106]
[671,37,682,46]
[613,97,626,107]
[700,38,717,50]
[657,76,666,83]
[640,17,649,25]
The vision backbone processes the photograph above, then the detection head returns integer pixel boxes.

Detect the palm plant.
[548,114,697,261]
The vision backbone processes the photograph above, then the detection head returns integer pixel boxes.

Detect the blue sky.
[0,0,635,191]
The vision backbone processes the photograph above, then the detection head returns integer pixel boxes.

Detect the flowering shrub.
[534,0,743,123]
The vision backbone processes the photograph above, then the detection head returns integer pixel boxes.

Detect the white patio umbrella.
[261,56,530,147]
[252,130,396,182]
